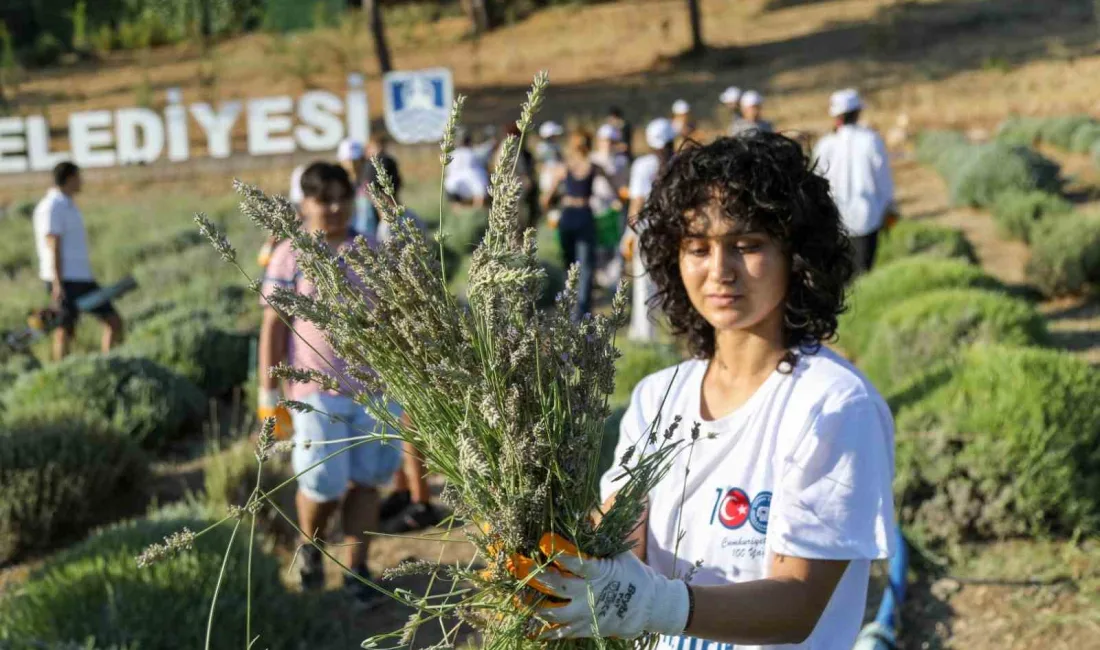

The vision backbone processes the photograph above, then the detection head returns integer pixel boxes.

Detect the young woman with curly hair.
[522,132,896,649]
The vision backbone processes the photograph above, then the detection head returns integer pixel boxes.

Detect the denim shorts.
[290,392,404,502]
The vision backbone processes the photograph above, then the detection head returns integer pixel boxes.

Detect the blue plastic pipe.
[852,526,909,650]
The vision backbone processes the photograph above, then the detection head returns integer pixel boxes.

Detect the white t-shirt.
[444,147,489,201]
[33,188,94,282]
[813,125,895,237]
[600,348,895,650]
[629,153,662,201]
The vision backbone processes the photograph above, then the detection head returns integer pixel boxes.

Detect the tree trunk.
[365,0,392,74]
[686,0,704,53]
[462,0,491,35]
[200,0,213,38]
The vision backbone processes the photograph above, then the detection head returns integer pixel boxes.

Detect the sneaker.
[344,565,384,609]
[298,544,325,592]
[382,502,443,534]
[379,490,411,522]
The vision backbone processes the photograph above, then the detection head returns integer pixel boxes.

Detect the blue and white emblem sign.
[382,68,453,145]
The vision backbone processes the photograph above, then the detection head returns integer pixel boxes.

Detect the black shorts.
[44,280,118,330]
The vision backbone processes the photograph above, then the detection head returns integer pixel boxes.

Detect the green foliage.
[264,0,344,32]
[913,130,970,174]
[90,23,116,54]
[0,210,35,275]
[612,341,681,408]
[948,141,1061,208]
[120,309,251,397]
[29,32,64,67]
[995,116,1046,147]
[204,439,296,541]
[990,189,1072,243]
[1026,211,1100,296]
[916,131,1062,208]
[890,345,1100,545]
[0,23,17,86]
[71,0,88,50]
[0,513,324,649]
[1038,115,1095,151]
[0,404,147,563]
[2,355,205,450]
[874,219,977,267]
[862,289,1048,393]
[839,257,1003,358]
[1069,122,1100,154]
[439,208,491,254]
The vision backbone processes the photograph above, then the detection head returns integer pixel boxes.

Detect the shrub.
[1069,122,1100,154]
[28,32,64,67]
[1026,211,1100,296]
[1038,115,1095,151]
[995,116,1046,147]
[121,308,251,397]
[0,354,37,390]
[839,258,1003,358]
[612,341,682,408]
[0,405,147,563]
[204,439,297,542]
[990,189,1072,242]
[914,130,970,173]
[947,141,1061,208]
[0,513,324,649]
[861,289,1048,393]
[0,209,34,274]
[890,345,1100,545]
[874,219,976,267]
[2,355,205,450]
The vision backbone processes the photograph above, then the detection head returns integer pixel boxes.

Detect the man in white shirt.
[813,89,896,272]
[33,162,124,360]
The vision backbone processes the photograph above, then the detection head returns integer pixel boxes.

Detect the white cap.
[596,123,621,141]
[740,90,763,108]
[645,118,677,149]
[538,121,564,139]
[337,139,364,161]
[719,86,742,105]
[672,99,691,115]
[829,88,863,117]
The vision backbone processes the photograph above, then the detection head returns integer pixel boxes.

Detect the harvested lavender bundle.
[195,73,683,650]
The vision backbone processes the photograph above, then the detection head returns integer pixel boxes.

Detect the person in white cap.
[591,123,630,216]
[670,99,693,138]
[537,121,566,222]
[621,117,677,341]
[731,90,773,136]
[605,106,634,161]
[337,138,374,237]
[590,123,632,287]
[813,88,896,273]
[720,86,742,133]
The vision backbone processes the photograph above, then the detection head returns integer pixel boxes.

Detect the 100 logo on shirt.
[709,487,771,534]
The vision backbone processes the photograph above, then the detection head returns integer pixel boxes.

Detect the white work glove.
[526,534,690,640]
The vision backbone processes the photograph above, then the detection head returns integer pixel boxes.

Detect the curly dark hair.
[637,132,855,363]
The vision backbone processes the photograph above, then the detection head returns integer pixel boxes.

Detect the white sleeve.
[768,394,896,560]
[628,158,655,201]
[599,382,653,505]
